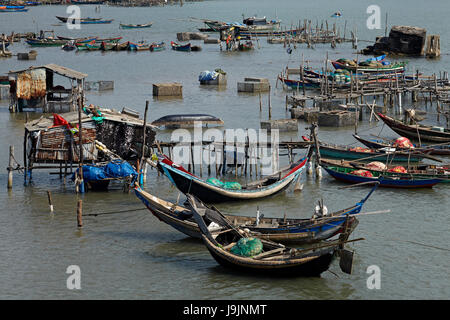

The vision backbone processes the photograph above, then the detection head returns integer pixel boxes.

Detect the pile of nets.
[350,169,373,177]
[393,137,414,149]
[206,178,242,190]
[230,237,263,257]
[388,166,407,173]
[349,147,373,153]
[366,161,387,171]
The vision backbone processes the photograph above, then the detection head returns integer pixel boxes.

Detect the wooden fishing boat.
[353,134,450,156]
[151,114,224,128]
[278,75,320,89]
[155,152,309,203]
[71,0,106,4]
[150,41,165,52]
[302,136,432,163]
[100,41,115,51]
[238,41,254,51]
[120,22,153,29]
[85,43,101,51]
[187,194,361,276]
[0,7,29,12]
[96,37,122,43]
[26,38,68,47]
[321,158,450,183]
[113,41,129,51]
[331,60,406,74]
[57,36,97,42]
[62,42,77,51]
[135,183,379,243]
[171,41,191,52]
[377,113,450,143]
[127,42,150,51]
[56,16,113,24]
[321,162,443,188]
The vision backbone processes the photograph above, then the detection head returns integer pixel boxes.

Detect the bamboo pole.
[7,145,14,189]
[77,199,83,228]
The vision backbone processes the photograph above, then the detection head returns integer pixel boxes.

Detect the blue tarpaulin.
[71,160,137,182]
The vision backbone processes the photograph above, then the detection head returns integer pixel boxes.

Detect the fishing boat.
[151,114,224,128]
[26,38,68,47]
[134,183,379,243]
[187,194,361,276]
[238,41,254,51]
[120,22,153,29]
[278,75,320,89]
[353,134,450,156]
[321,158,450,183]
[171,41,191,52]
[154,151,309,203]
[62,41,77,51]
[71,0,106,4]
[150,41,165,52]
[113,41,129,51]
[0,6,29,12]
[85,43,101,51]
[377,113,450,143]
[127,42,150,51]
[96,36,122,43]
[331,11,342,18]
[331,59,406,74]
[320,162,443,188]
[242,16,281,32]
[303,137,432,163]
[56,16,113,24]
[100,41,115,51]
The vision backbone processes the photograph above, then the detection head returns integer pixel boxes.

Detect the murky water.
[0,0,449,299]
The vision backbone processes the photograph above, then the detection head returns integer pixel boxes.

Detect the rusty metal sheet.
[16,69,46,100]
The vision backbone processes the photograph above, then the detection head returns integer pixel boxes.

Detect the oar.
[318,209,391,220]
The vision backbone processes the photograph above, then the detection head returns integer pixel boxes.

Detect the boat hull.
[323,165,442,188]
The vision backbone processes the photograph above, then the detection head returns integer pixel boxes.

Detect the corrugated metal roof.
[9,64,88,80]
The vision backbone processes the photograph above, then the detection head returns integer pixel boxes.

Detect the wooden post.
[7,145,14,189]
[259,89,262,112]
[77,199,83,228]
[47,190,54,212]
[140,101,149,186]
[77,98,84,193]
[268,85,272,119]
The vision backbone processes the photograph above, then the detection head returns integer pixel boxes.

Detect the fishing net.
[350,170,373,177]
[388,166,407,173]
[366,161,387,171]
[230,237,263,257]
[349,147,372,153]
[223,182,242,190]
[393,137,414,149]
[206,177,225,187]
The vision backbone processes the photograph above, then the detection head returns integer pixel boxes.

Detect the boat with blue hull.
[134,183,378,244]
[155,152,309,203]
[321,164,443,188]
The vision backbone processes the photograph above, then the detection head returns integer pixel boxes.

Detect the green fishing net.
[230,237,263,257]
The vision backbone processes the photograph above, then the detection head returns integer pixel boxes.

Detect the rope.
[82,207,146,217]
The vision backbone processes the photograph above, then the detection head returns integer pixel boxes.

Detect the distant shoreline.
[0,0,201,7]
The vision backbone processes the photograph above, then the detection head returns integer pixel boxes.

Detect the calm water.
[0,0,449,300]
